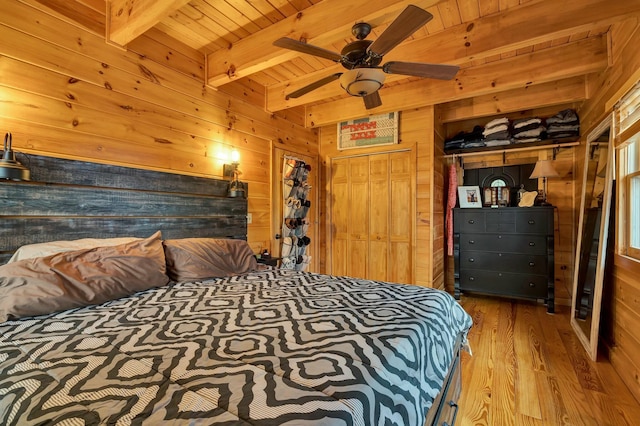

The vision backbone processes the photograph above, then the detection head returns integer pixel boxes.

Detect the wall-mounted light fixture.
[1,133,31,181]
[223,149,240,178]
[224,150,245,198]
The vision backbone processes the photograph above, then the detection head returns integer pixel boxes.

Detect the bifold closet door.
[330,151,412,283]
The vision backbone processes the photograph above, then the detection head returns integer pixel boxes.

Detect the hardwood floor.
[457,295,640,425]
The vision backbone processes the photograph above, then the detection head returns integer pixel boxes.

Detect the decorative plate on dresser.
[453,206,555,313]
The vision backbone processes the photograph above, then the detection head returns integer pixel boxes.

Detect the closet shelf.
[444,137,579,157]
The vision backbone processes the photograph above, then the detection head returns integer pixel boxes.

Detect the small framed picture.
[458,185,483,208]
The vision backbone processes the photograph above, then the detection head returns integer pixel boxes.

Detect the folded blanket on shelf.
[546,109,579,125]
[485,117,509,129]
[513,137,542,144]
[513,127,546,139]
[464,141,486,148]
[513,117,542,129]
[483,129,510,140]
[445,125,485,150]
[484,139,512,147]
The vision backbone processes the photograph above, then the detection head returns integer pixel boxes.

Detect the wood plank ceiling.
[32,0,640,127]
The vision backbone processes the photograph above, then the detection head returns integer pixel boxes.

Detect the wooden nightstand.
[256,256,281,267]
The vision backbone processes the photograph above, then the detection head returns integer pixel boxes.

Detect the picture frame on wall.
[458,185,483,208]
[337,112,399,150]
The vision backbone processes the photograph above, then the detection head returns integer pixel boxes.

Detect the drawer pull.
[529,282,535,287]
[443,400,460,426]
[529,262,535,267]
[469,276,475,281]
[468,219,475,224]
[468,258,475,262]
[468,240,475,244]
[529,242,536,246]
[528,219,535,224]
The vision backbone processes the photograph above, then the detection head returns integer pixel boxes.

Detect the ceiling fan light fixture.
[339,68,386,97]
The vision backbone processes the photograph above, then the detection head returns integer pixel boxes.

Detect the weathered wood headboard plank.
[1,155,248,265]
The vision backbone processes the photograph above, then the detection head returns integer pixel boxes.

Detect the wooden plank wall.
[0,0,318,254]
[0,155,247,264]
[578,17,640,402]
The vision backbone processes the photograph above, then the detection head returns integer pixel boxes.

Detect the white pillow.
[8,237,142,263]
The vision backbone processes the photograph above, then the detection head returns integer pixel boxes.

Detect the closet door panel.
[348,157,369,278]
[390,152,412,283]
[369,155,389,281]
[349,240,368,278]
[331,158,349,276]
[390,241,411,284]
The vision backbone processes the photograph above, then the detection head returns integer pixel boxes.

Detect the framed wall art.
[458,185,482,208]
[337,112,399,150]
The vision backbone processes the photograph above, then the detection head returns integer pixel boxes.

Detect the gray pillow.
[0,231,169,323]
[163,238,258,282]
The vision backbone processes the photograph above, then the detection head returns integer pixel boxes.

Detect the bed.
[0,155,472,425]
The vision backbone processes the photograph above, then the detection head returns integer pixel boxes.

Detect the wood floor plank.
[458,296,640,425]
[535,305,598,425]
[490,301,517,425]
[458,296,496,425]
[513,303,544,419]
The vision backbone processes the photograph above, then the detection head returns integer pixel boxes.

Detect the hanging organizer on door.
[281,156,311,271]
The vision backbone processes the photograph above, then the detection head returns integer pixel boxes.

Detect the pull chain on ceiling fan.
[273,4,460,110]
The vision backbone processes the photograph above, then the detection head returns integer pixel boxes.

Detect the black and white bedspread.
[0,270,472,425]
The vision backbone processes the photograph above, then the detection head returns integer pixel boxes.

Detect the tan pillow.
[8,237,142,263]
[0,231,169,323]
[163,238,258,282]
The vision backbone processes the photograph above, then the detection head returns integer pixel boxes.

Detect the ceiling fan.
[273,4,460,110]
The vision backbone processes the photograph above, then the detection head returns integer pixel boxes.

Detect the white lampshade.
[529,160,559,179]
[339,68,386,97]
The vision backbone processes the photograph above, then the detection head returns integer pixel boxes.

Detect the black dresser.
[453,206,555,313]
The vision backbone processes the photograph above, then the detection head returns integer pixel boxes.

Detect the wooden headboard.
[0,155,247,265]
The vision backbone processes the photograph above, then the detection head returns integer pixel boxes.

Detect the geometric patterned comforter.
[0,269,472,425]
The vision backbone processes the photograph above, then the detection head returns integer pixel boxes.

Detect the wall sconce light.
[530,159,559,206]
[1,133,31,181]
[223,150,240,178]
[223,150,245,198]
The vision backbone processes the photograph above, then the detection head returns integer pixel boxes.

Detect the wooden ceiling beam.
[108,0,190,46]
[205,0,444,88]
[437,76,587,123]
[267,0,640,111]
[305,36,607,127]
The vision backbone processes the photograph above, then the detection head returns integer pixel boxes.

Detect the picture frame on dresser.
[458,185,482,208]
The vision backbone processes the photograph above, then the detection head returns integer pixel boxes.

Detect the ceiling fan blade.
[363,91,382,110]
[286,73,343,99]
[273,37,343,62]
[383,61,460,80]
[367,5,433,58]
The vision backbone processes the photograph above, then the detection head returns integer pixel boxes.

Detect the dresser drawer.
[459,270,548,298]
[454,210,486,233]
[457,233,547,255]
[459,251,548,275]
[516,210,553,234]
[484,210,516,233]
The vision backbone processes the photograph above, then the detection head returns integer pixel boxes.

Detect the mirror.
[570,115,614,361]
